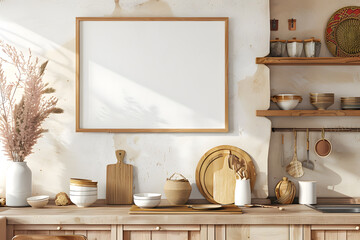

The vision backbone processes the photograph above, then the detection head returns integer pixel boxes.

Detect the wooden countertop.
[2,203,360,225]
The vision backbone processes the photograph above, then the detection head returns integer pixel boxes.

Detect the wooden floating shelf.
[256,57,360,65]
[256,110,360,117]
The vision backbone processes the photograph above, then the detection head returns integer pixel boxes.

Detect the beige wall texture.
[0,0,271,199]
[269,0,360,197]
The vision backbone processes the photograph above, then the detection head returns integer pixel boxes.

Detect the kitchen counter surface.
[2,203,360,225]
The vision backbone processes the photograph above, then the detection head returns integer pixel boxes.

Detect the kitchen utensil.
[244,204,284,211]
[302,129,314,170]
[106,150,133,204]
[27,195,49,208]
[275,177,296,204]
[234,178,251,206]
[304,37,321,57]
[299,181,317,205]
[271,94,302,110]
[281,134,285,167]
[315,129,332,157]
[164,173,192,205]
[213,151,236,204]
[188,204,222,210]
[129,205,243,214]
[286,131,304,178]
[196,145,256,204]
[270,38,287,57]
[287,38,303,57]
[310,93,334,110]
[326,6,360,57]
[341,97,360,110]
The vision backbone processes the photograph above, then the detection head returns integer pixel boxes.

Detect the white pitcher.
[234,178,251,206]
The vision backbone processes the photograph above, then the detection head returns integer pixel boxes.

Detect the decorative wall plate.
[326,6,360,57]
[195,145,256,204]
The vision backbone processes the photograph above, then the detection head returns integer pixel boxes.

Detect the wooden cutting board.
[213,151,235,205]
[129,205,242,214]
[106,150,133,204]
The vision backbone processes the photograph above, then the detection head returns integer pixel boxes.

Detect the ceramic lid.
[270,38,286,43]
[287,37,303,43]
[304,37,321,42]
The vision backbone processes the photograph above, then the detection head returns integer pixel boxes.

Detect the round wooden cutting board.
[196,145,256,204]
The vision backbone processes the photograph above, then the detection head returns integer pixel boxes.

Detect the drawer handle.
[57,226,62,230]
[155,226,161,231]
[356,226,359,231]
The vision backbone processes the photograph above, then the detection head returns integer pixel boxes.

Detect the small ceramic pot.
[271,94,303,110]
[164,173,192,205]
[304,37,321,57]
[234,178,251,206]
[270,38,287,57]
[298,181,317,205]
[287,38,303,57]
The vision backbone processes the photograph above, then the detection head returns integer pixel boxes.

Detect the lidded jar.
[287,38,303,57]
[164,173,192,205]
[304,37,321,57]
[270,38,287,57]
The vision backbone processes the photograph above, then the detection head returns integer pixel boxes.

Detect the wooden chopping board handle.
[116,150,126,164]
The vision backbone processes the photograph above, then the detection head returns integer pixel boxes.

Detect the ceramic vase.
[234,178,251,206]
[6,161,32,207]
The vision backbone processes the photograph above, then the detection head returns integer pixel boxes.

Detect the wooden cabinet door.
[7,224,116,240]
[0,217,6,240]
[214,224,303,240]
[122,225,204,240]
[311,225,360,240]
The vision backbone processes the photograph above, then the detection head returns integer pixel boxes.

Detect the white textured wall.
[0,0,271,199]
[269,0,360,197]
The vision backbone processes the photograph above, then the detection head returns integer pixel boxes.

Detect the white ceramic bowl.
[70,190,97,196]
[133,193,161,200]
[134,198,161,208]
[271,94,302,110]
[70,185,97,191]
[70,194,97,207]
[27,195,49,208]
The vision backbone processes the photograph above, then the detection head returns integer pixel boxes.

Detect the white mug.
[298,181,317,204]
[235,178,251,206]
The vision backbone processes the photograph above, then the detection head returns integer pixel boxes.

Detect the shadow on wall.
[108,0,173,17]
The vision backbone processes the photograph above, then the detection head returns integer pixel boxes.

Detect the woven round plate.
[326,6,360,57]
[195,145,256,204]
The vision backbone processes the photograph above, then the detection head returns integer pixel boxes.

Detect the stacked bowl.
[341,97,360,110]
[134,193,161,208]
[70,178,97,207]
[310,93,334,110]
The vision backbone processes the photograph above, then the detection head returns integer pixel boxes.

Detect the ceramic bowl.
[133,193,161,200]
[27,195,49,208]
[134,198,161,208]
[310,93,334,110]
[70,190,97,196]
[70,185,97,191]
[271,94,302,110]
[70,194,97,207]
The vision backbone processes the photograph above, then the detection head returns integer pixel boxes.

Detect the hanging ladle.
[302,128,314,170]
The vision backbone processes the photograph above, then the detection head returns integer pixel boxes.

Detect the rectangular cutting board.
[129,205,242,214]
[106,150,133,204]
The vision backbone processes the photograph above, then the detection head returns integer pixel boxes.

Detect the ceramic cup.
[299,181,317,205]
[234,178,251,206]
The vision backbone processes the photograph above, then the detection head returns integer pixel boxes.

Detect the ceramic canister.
[234,178,251,206]
[287,38,303,57]
[270,38,287,57]
[304,37,321,57]
[298,181,317,205]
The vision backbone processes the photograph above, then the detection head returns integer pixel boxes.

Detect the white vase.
[234,178,251,206]
[6,161,32,207]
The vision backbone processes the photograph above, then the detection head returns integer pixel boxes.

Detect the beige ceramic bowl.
[310,93,334,110]
[271,94,303,110]
[27,195,49,208]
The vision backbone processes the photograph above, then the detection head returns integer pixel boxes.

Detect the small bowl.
[134,193,161,200]
[27,195,49,208]
[271,94,302,110]
[70,191,97,196]
[70,185,97,191]
[310,93,334,110]
[134,198,161,208]
[70,194,97,207]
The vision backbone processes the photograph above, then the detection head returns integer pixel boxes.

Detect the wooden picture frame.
[76,17,229,132]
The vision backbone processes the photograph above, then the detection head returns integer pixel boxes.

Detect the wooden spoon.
[286,130,304,178]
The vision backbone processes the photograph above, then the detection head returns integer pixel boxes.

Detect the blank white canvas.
[79,20,226,130]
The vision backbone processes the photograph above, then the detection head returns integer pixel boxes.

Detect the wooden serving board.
[129,205,242,214]
[106,150,133,204]
[196,145,256,204]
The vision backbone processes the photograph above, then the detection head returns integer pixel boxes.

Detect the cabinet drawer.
[123,225,200,231]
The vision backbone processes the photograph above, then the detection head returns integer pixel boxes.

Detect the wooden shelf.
[256,110,360,117]
[256,57,360,65]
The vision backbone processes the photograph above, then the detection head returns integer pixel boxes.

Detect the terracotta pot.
[164,173,192,205]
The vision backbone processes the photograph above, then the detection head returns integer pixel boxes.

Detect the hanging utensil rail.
[272,128,360,132]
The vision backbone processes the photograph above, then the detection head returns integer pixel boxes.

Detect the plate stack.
[70,178,97,207]
[341,97,360,110]
[310,93,334,110]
